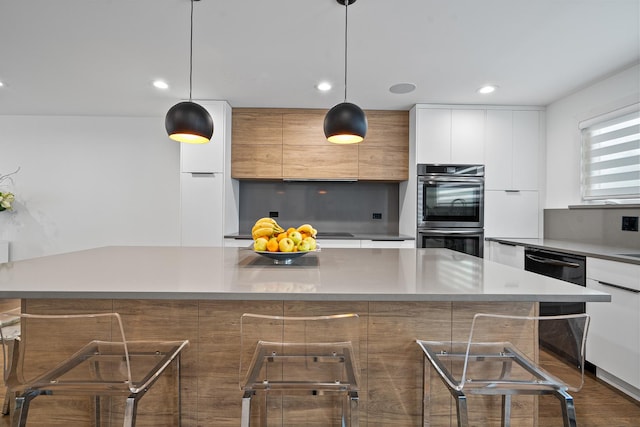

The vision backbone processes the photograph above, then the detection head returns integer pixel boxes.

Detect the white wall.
[545,63,640,208]
[0,115,180,261]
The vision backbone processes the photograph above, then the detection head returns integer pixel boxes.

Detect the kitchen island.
[0,247,609,426]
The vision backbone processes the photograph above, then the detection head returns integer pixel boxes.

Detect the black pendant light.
[165,0,213,144]
[324,0,367,144]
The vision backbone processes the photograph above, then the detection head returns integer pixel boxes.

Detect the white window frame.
[580,103,640,202]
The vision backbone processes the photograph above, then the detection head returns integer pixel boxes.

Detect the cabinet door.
[360,240,415,248]
[586,277,640,389]
[451,109,485,164]
[415,108,451,164]
[512,111,539,191]
[282,111,358,179]
[180,173,223,246]
[484,190,538,238]
[315,239,361,248]
[231,110,283,179]
[484,110,540,191]
[488,241,524,269]
[180,101,227,173]
[358,111,409,181]
[0,241,8,263]
[485,110,513,190]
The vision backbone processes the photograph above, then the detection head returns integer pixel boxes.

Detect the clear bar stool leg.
[556,390,577,427]
[241,391,252,427]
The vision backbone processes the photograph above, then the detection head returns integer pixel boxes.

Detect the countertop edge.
[225,234,415,241]
[486,237,640,265]
[0,291,611,303]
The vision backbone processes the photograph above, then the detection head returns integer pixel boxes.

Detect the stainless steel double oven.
[417,164,485,257]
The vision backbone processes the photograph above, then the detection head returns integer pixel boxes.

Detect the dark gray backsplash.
[239,181,399,235]
[544,207,640,249]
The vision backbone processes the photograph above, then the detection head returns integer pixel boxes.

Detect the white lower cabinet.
[484,190,539,238]
[360,240,415,249]
[180,173,224,247]
[0,241,8,263]
[224,238,251,248]
[316,239,361,249]
[487,241,524,269]
[586,257,640,399]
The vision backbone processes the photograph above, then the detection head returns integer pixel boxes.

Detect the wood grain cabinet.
[358,110,409,181]
[282,110,359,180]
[232,108,408,181]
[231,110,283,179]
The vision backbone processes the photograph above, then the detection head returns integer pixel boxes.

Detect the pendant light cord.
[343,0,348,103]
[189,0,194,102]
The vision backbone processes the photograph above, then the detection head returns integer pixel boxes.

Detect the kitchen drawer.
[586,257,640,397]
[587,257,640,291]
[488,241,524,269]
[316,239,361,249]
[224,238,252,248]
[360,240,415,249]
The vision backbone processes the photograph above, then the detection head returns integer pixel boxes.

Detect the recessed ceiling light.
[0,81,4,87]
[389,83,416,94]
[153,80,169,90]
[316,81,332,92]
[477,85,498,94]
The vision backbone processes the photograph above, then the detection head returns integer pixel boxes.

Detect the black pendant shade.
[324,102,367,144]
[324,0,367,144]
[165,0,213,144]
[165,101,213,144]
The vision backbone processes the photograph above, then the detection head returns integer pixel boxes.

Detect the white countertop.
[0,246,610,302]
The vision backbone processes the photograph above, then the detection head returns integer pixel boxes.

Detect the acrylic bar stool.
[0,308,20,416]
[0,311,189,427]
[239,313,360,427]
[417,313,590,427]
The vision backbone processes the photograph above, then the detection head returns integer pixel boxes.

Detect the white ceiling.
[0,0,638,117]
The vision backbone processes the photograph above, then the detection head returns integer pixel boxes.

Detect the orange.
[300,232,309,239]
[286,227,297,235]
[276,232,288,242]
[266,237,279,252]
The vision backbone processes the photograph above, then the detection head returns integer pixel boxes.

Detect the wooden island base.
[9,298,538,427]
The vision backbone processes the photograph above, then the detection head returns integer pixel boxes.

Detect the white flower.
[0,192,14,210]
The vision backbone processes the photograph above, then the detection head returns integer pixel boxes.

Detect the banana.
[253,218,284,234]
[297,224,317,238]
[252,227,275,240]
[256,217,279,225]
[252,222,276,233]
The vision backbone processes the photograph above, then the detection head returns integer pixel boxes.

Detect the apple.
[303,236,317,251]
[253,238,268,251]
[297,240,311,252]
[288,230,303,245]
[279,237,295,252]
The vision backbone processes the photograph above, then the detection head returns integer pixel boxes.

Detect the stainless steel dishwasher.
[524,247,587,366]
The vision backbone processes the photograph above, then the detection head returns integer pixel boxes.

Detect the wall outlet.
[269,211,279,218]
[622,216,638,232]
[372,213,382,220]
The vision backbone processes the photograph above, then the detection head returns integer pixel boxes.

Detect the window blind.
[581,105,640,200]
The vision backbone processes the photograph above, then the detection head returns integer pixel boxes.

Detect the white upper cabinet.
[416,107,485,164]
[451,109,485,164]
[416,108,451,164]
[485,110,540,191]
[180,101,231,173]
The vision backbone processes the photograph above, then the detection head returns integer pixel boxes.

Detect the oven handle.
[419,176,484,183]
[419,230,483,235]
[525,253,581,268]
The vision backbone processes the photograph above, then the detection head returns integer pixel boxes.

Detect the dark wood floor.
[538,370,640,427]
